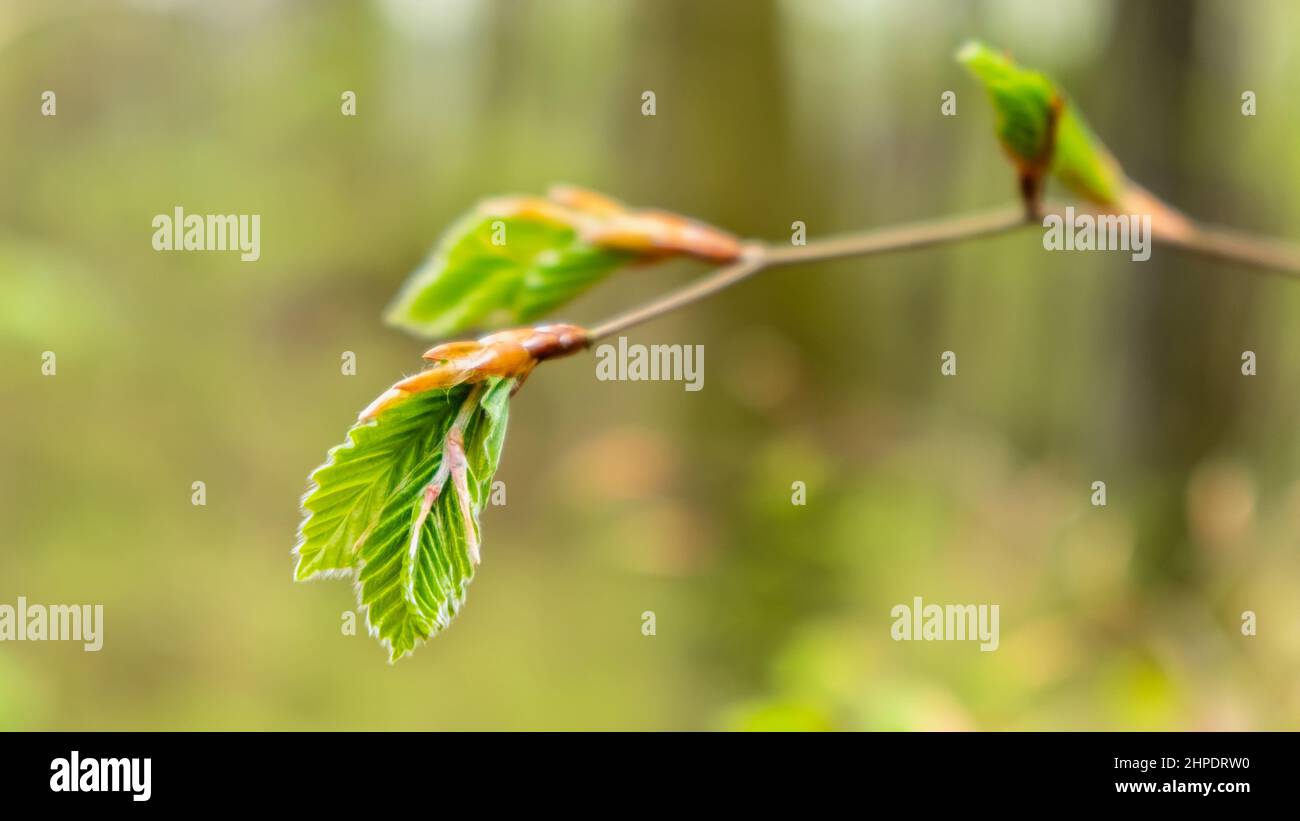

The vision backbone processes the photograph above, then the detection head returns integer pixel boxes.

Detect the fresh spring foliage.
[295,378,512,660]
[957,41,1125,206]
[385,210,636,338]
[298,45,1201,662]
[384,187,743,339]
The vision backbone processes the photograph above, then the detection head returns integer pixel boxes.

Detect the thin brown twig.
[1152,221,1300,278]
[585,202,1300,344]
[586,204,1029,342]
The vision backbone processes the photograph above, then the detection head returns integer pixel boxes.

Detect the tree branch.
[1151,220,1300,278]
[587,204,1029,342]
[585,202,1300,344]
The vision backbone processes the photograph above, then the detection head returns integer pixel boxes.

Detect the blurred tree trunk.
[615,2,834,680]
[1111,0,1257,582]
[619,0,792,234]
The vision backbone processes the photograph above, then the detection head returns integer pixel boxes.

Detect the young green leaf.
[386,210,636,339]
[385,187,742,339]
[296,323,588,660]
[957,41,1124,207]
[295,377,512,661]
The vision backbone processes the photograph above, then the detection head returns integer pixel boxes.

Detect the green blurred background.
[2,0,1299,730]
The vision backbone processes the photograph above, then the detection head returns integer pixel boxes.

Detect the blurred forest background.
[2,0,1299,730]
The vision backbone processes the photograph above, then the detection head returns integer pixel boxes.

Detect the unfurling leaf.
[957,41,1124,207]
[385,186,743,338]
[296,377,512,660]
[295,324,588,660]
[957,41,1194,238]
